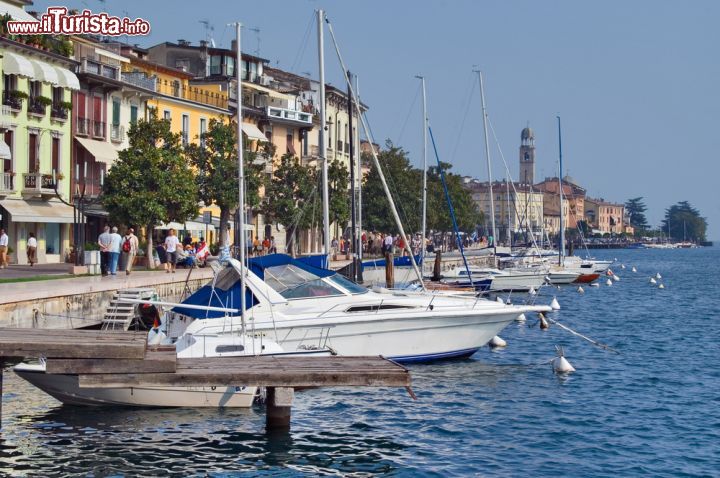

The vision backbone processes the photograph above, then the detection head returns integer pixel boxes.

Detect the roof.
[585,197,624,208]
[125,55,194,79]
[521,126,534,139]
[150,41,269,64]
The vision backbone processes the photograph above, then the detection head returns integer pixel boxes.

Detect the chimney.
[199,40,208,48]
[178,39,190,47]
[231,39,237,52]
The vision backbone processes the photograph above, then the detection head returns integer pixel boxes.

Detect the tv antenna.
[199,20,216,47]
[248,27,261,56]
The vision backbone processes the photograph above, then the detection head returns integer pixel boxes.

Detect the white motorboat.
[174,254,550,363]
[442,265,548,292]
[546,269,581,284]
[14,332,329,407]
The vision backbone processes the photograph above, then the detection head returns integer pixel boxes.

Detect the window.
[112,97,120,126]
[182,114,189,145]
[286,128,295,155]
[28,133,38,173]
[200,118,207,148]
[130,104,138,124]
[29,80,41,100]
[3,73,17,91]
[3,130,13,173]
[226,56,235,76]
[302,130,308,156]
[163,110,171,124]
[45,223,60,255]
[210,55,222,75]
[52,87,63,105]
[51,137,59,174]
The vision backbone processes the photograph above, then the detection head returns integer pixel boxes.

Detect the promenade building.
[535,176,586,235]
[584,198,625,235]
[0,3,79,264]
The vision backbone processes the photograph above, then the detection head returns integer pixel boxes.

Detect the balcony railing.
[92,120,106,139]
[80,58,120,81]
[110,123,124,142]
[122,71,157,91]
[155,80,228,109]
[266,106,313,125]
[2,91,23,111]
[76,117,90,136]
[28,98,46,116]
[23,172,56,197]
[0,172,14,195]
[51,105,69,120]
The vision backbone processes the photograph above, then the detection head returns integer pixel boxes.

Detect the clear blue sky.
[33,0,720,239]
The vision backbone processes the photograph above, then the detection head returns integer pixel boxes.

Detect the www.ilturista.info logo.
[7,7,150,36]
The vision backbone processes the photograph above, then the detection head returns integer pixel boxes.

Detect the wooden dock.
[0,328,411,430]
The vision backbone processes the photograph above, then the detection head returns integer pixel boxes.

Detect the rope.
[542,314,620,354]
[289,11,316,73]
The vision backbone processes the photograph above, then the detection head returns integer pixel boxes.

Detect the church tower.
[519,125,535,184]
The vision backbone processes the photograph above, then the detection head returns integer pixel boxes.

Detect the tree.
[186,119,266,247]
[625,197,649,234]
[426,162,483,233]
[102,112,198,268]
[328,159,350,239]
[661,201,707,242]
[262,153,318,254]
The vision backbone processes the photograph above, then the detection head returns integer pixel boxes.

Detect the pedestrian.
[182,233,192,248]
[98,225,111,275]
[383,233,393,256]
[26,232,37,266]
[108,226,122,275]
[0,228,8,269]
[270,236,277,254]
[331,237,339,254]
[123,227,139,275]
[262,236,270,255]
[164,228,179,273]
[252,235,260,256]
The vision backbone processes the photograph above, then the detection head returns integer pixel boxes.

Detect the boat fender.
[489,335,507,348]
[613,275,620,281]
[538,312,549,330]
[147,328,166,346]
[496,296,504,304]
[516,313,526,322]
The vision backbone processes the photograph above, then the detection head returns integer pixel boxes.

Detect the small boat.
[547,270,581,285]
[442,266,547,292]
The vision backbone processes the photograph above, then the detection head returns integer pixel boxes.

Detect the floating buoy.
[614,257,618,262]
[553,346,576,374]
[613,275,620,281]
[496,296,504,304]
[529,287,536,296]
[606,270,613,276]
[658,284,665,289]
[590,283,600,287]
[620,264,626,269]
[516,313,526,322]
[632,267,637,273]
[577,286,585,294]
[606,278,613,286]
[539,312,549,330]
[656,273,662,280]
[550,297,561,310]
[650,277,657,284]
[544,276,551,284]
[489,335,507,348]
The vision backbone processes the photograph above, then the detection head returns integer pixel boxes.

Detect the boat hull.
[547,272,581,285]
[574,273,600,283]
[14,363,256,408]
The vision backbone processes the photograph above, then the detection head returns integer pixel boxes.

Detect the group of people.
[98,226,139,276]
[156,229,209,273]
[0,228,38,269]
[363,232,433,257]
[250,235,277,257]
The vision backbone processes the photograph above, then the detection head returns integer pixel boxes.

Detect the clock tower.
[519,126,535,185]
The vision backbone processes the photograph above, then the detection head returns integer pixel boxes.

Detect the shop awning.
[242,123,267,141]
[76,137,119,165]
[0,3,38,22]
[54,66,81,90]
[0,199,75,223]
[0,140,10,160]
[28,59,59,86]
[3,51,34,78]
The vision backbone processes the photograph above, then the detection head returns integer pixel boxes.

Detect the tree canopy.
[661,201,707,242]
[625,197,649,234]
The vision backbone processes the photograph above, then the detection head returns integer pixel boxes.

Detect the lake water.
[1,247,719,476]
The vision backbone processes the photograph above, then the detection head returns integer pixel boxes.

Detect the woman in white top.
[164,228,180,273]
[26,232,38,266]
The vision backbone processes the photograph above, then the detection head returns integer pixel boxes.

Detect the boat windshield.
[326,274,369,295]
[264,264,349,299]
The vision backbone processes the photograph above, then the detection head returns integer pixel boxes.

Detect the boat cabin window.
[216,344,245,353]
[264,264,351,299]
[326,274,369,295]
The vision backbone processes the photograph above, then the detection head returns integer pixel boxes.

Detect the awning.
[76,137,118,165]
[28,59,59,85]
[53,66,80,90]
[97,49,130,64]
[0,3,38,22]
[0,199,75,223]
[3,51,34,78]
[0,140,10,160]
[156,221,208,231]
[242,123,267,141]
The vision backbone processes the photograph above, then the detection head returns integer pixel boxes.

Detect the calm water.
[1,247,719,477]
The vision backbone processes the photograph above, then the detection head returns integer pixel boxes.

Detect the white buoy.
[590,283,600,287]
[577,286,585,294]
[650,277,657,284]
[606,278,613,286]
[613,274,620,281]
[632,267,637,273]
[539,312,549,330]
[529,287,536,296]
[496,296,504,304]
[516,313,526,322]
[553,346,576,373]
[658,283,665,289]
[550,296,561,310]
[656,273,662,280]
[614,257,618,262]
[489,335,507,348]
[620,264,626,269]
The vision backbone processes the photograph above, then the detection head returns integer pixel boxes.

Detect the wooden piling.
[432,250,442,281]
[0,360,4,431]
[266,387,294,429]
[385,252,394,288]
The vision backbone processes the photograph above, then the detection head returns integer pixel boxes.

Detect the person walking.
[98,225,111,276]
[26,232,37,266]
[164,228,179,273]
[108,226,122,275]
[123,227,139,275]
[0,228,8,269]
[270,236,276,254]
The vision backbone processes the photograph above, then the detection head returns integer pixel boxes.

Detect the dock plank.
[46,350,176,374]
[0,328,147,359]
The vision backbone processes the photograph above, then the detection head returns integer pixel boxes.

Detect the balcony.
[92,120,106,139]
[80,58,120,81]
[51,105,69,121]
[122,71,157,91]
[0,172,14,197]
[27,98,47,117]
[23,173,57,198]
[110,123,124,143]
[156,80,228,109]
[2,91,23,111]
[266,106,312,125]
[76,117,90,136]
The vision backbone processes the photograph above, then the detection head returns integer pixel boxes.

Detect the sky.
[31,0,720,239]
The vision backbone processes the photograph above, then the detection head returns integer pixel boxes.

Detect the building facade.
[584,198,625,235]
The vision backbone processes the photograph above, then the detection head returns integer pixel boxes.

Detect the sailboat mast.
[317,9,330,258]
[506,177,511,246]
[355,74,362,262]
[557,115,564,266]
[416,75,428,264]
[235,22,246,330]
[347,70,359,281]
[476,70,497,264]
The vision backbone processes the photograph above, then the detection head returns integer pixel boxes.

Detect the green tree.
[625,197,649,234]
[328,159,350,239]
[262,153,318,254]
[426,162,483,233]
[661,201,707,242]
[102,112,198,268]
[186,119,266,247]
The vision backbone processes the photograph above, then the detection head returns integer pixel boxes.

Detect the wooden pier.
[0,328,411,430]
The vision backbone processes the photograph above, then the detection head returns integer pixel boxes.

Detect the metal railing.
[110,123,124,142]
[76,117,90,135]
[2,91,23,110]
[0,172,14,193]
[23,172,55,191]
[80,58,120,81]
[155,80,229,109]
[28,98,46,116]
[92,120,106,139]
[266,106,312,125]
[122,71,157,91]
[51,105,68,120]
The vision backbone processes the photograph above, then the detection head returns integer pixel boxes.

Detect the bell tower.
[519,125,535,185]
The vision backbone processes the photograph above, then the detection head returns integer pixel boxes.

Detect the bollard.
[385,252,394,289]
[432,251,442,281]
